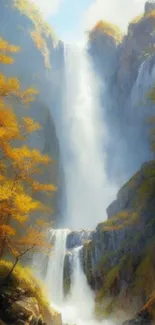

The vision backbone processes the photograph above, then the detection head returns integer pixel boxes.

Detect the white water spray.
[61,46,117,229]
[62,246,95,325]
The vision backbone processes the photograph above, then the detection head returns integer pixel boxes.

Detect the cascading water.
[62,246,95,324]
[58,45,117,229]
[45,46,117,325]
[46,229,69,305]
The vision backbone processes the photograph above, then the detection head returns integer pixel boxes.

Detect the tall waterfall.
[59,46,117,229]
[45,47,117,325]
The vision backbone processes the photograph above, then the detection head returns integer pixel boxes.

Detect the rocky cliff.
[79,160,155,318]
[0,0,65,223]
[62,160,155,320]
[88,0,155,186]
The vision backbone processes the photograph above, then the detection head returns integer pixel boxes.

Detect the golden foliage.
[145,9,155,20]
[0,37,20,64]
[0,36,56,264]
[130,14,143,25]
[31,30,45,49]
[31,30,51,68]
[89,20,123,43]
[0,225,16,237]
[22,117,41,133]
[0,73,38,103]
[129,9,155,27]
[32,181,57,192]
[13,0,57,68]
[14,0,57,39]
[101,210,139,231]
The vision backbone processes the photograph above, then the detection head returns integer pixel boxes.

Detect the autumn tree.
[5,218,52,279]
[0,37,56,262]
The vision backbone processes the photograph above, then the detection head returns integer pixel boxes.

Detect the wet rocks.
[66,230,93,250]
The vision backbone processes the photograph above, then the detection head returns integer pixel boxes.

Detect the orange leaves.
[0,225,16,237]
[22,117,41,133]
[13,214,29,223]
[14,193,41,214]
[32,181,57,193]
[0,73,38,104]
[0,55,14,65]
[0,38,20,53]
[20,87,39,104]
[9,146,52,178]
[89,20,123,43]
[31,30,45,50]
[0,36,55,264]
[0,37,20,65]
[0,182,13,201]
[0,74,20,97]
[0,102,19,142]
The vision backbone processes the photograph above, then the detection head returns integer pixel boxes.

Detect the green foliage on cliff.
[99,211,139,231]
[89,20,123,44]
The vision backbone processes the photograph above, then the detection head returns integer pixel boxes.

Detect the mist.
[56,45,117,229]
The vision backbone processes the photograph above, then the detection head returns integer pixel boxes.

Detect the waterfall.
[46,229,69,305]
[62,246,95,323]
[59,45,117,229]
[45,47,117,325]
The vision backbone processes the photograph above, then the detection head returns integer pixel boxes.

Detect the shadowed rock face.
[145,0,155,13]
[66,230,93,249]
[88,1,155,186]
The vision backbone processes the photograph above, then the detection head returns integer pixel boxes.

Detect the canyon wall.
[0,0,65,223]
[88,0,155,186]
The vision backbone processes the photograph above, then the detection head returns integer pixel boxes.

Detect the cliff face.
[0,0,65,222]
[62,160,155,318]
[88,1,155,186]
[78,160,155,318]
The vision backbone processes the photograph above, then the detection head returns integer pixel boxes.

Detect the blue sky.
[31,0,147,43]
[49,0,93,43]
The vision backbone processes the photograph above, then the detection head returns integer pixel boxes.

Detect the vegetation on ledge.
[129,8,155,27]
[13,0,58,68]
[89,20,124,44]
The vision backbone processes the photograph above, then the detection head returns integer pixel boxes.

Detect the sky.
[31,0,147,43]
